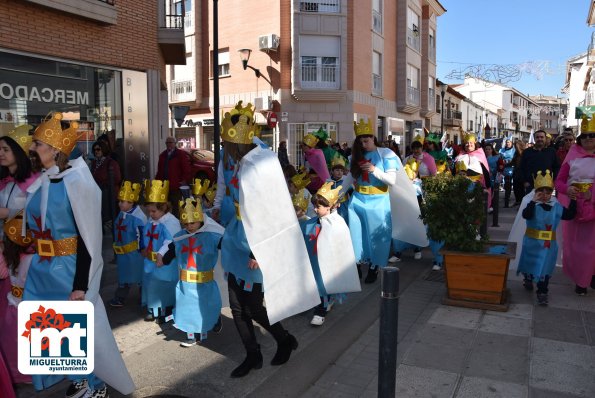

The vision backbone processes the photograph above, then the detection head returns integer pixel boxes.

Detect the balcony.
[407,28,420,52]
[301,64,340,89]
[372,74,382,96]
[299,0,340,13]
[407,86,420,106]
[170,79,195,103]
[158,0,186,65]
[23,0,117,24]
[444,110,462,127]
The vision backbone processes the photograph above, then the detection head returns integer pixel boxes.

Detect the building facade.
[530,95,567,137]
[168,0,446,164]
[0,0,186,180]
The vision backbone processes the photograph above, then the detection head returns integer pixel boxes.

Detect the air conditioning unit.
[258,34,280,51]
[254,96,273,111]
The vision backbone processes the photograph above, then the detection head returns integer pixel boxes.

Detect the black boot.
[591,275,595,290]
[230,346,263,378]
[364,265,378,284]
[356,262,362,279]
[270,333,298,366]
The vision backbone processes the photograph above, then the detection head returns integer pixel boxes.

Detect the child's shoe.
[413,249,422,260]
[536,293,548,306]
[65,379,88,398]
[575,285,587,296]
[432,261,442,271]
[81,386,108,398]
[144,312,155,322]
[364,266,378,284]
[180,338,198,348]
[388,253,401,263]
[109,298,124,308]
[523,279,533,291]
[212,316,223,334]
[310,315,325,326]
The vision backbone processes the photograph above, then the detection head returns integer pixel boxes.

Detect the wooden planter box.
[442,241,516,312]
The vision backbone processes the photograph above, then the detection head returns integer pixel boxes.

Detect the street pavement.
[16,193,595,398]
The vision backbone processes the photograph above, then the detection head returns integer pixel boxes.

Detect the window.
[211,49,230,77]
[372,51,382,96]
[300,35,340,89]
[406,65,420,106]
[428,77,435,111]
[429,28,436,61]
[299,0,340,13]
[407,8,420,51]
[372,0,383,34]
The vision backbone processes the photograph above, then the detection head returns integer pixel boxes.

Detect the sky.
[437,0,594,97]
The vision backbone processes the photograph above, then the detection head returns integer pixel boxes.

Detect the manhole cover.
[423,270,445,283]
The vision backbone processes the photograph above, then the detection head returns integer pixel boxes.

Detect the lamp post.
[440,84,448,136]
[238,48,273,86]
[213,0,220,168]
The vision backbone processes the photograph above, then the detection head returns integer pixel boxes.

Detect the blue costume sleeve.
[383,155,399,171]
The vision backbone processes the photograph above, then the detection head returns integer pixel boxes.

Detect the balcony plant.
[420,173,515,311]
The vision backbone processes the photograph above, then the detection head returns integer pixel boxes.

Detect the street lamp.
[440,84,448,136]
[238,48,272,86]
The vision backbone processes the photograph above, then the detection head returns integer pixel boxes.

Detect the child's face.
[119,200,134,212]
[184,221,202,233]
[315,204,331,218]
[535,188,553,203]
[332,168,344,180]
[146,204,165,221]
[288,182,298,194]
[294,205,305,219]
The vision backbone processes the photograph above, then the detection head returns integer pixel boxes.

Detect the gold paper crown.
[205,183,217,204]
[455,160,468,174]
[462,132,477,144]
[534,170,554,190]
[413,133,425,145]
[331,156,346,169]
[290,171,311,190]
[33,112,81,155]
[580,116,595,133]
[221,101,258,145]
[118,181,142,203]
[354,118,374,137]
[436,160,448,174]
[292,191,309,212]
[302,134,319,148]
[144,180,169,203]
[179,198,204,223]
[192,178,210,197]
[4,211,33,247]
[7,124,33,153]
[317,181,342,207]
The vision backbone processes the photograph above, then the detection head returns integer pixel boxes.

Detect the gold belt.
[525,228,556,241]
[11,285,23,298]
[113,240,139,254]
[572,182,593,193]
[36,236,78,257]
[180,269,214,283]
[234,202,241,220]
[355,184,388,195]
[150,251,159,262]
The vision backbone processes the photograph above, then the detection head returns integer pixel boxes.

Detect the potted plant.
[420,173,516,311]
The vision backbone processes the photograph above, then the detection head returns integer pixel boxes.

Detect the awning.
[575,105,595,119]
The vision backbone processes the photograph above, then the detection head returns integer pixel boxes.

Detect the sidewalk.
[305,198,595,398]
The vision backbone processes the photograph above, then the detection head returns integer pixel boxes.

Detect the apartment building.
[529,95,567,137]
[562,52,588,131]
[0,0,186,180]
[453,76,539,141]
[168,0,445,163]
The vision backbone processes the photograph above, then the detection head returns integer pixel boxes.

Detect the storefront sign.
[0,83,89,105]
[122,70,150,181]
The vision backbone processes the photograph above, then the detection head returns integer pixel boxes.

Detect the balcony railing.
[372,74,382,96]
[372,9,382,33]
[301,64,340,89]
[446,110,462,120]
[184,10,193,29]
[170,79,195,102]
[407,28,420,52]
[161,0,184,29]
[299,0,340,13]
[407,86,420,106]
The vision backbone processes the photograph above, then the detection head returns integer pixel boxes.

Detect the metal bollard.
[378,266,400,398]
[492,183,500,227]
[480,190,488,238]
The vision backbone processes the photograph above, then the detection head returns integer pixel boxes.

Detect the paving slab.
[487,303,533,320]
[394,364,458,398]
[529,387,586,398]
[530,359,595,396]
[427,306,483,329]
[456,376,527,398]
[479,313,532,337]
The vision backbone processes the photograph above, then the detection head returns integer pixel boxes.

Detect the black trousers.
[227,273,287,353]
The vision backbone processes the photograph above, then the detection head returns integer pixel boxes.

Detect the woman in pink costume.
[301,133,330,192]
[554,119,595,295]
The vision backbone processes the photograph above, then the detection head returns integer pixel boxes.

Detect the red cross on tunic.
[181,236,203,270]
[308,224,322,255]
[115,217,127,243]
[229,174,239,189]
[31,215,54,262]
[358,159,372,182]
[543,224,553,249]
[145,224,159,253]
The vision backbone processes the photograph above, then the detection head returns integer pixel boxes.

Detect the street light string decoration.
[443,61,561,86]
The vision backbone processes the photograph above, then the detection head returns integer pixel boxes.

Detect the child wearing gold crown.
[109,181,147,308]
[326,156,351,222]
[300,182,360,326]
[301,133,330,192]
[513,170,577,305]
[288,170,315,219]
[141,180,181,323]
[156,197,225,347]
[0,212,33,387]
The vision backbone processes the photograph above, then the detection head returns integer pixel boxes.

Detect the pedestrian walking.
[155,136,192,217]
[520,130,560,194]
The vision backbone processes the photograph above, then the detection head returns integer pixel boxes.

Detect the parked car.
[185,148,216,183]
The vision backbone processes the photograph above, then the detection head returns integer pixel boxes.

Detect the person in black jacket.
[519,130,560,194]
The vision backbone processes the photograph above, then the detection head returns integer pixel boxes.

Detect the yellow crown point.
[144,179,169,203]
[205,183,217,204]
[179,198,203,224]
[118,181,142,203]
[292,191,309,212]
[413,133,425,145]
[354,118,374,137]
[302,134,319,148]
[463,132,477,144]
[7,124,33,153]
[436,160,448,174]
[331,156,346,169]
[290,171,311,190]
[3,211,33,247]
[534,170,554,190]
[33,112,81,155]
[316,181,342,207]
[192,178,210,197]
[580,116,595,133]
[221,101,257,145]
